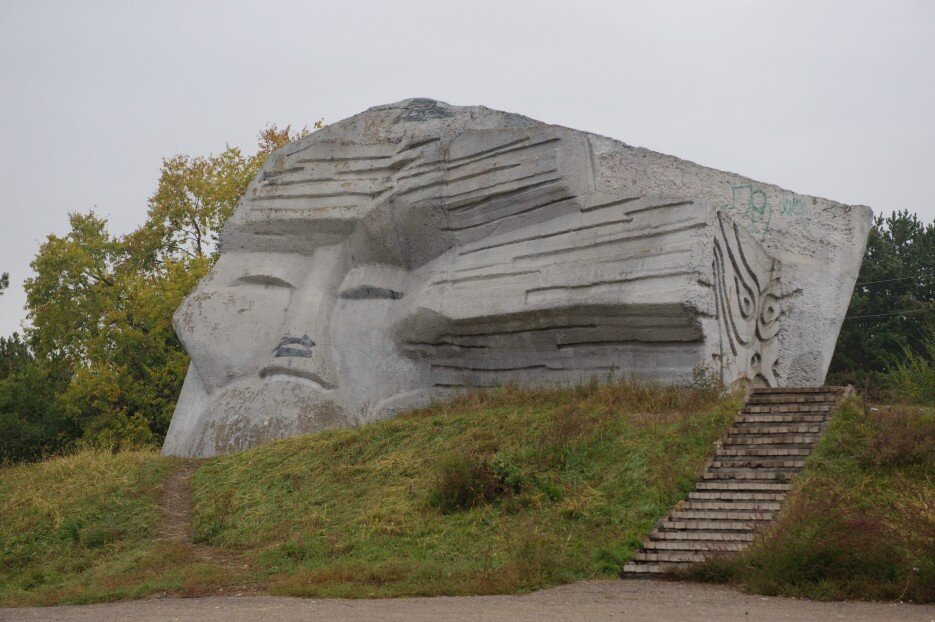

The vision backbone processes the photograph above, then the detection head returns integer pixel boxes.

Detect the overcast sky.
[1,0,933,336]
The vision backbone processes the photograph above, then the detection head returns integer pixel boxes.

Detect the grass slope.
[191,382,736,597]
[0,450,178,605]
[685,399,935,603]
[0,381,737,605]
[9,382,929,606]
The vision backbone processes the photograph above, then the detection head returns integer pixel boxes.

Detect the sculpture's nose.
[264,244,346,388]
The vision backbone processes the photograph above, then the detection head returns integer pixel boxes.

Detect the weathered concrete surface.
[163,98,872,457]
[3,580,930,622]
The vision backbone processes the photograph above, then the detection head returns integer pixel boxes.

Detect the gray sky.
[1,0,933,337]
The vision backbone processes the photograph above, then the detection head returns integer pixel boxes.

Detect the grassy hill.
[1,380,931,606]
[190,382,735,599]
[0,450,183,605]
[0,381,736,605]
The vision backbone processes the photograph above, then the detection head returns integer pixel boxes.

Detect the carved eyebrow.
[234,274,296,289]
[340,285,404,300]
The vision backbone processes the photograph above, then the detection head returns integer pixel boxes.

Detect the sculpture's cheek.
[330,297,426,423]
[175,285,292,391]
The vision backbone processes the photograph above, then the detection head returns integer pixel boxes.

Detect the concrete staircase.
[622,386,848,575]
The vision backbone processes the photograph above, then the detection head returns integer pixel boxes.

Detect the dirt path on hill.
[158,460,201,544]
[3,580,932,622]
[157,460,246,570]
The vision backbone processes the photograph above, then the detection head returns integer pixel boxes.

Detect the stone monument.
[162,99,872,457]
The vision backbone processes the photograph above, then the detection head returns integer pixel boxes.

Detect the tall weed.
[887,327,935,405]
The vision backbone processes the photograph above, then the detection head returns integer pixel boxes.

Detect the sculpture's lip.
[259,365,335,391]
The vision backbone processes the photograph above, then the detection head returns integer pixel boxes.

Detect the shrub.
[852,405,935,469]
[741,483,905,598]
[887,326,935,405]
[430,452,525,513]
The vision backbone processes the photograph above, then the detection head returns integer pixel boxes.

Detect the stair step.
[687,491,786,501]
[659,519,765,531]
[723,446,816,453]
[736,414,827,424]
[695,481,792,491]
[644,540,748,552]
[747,395,838,405]
[743,404,832,414]
[717,447,810,457]
[670,509,775,521]
[632,551,710,563]
[650,529,755,541]
[729,424,823,434]
[683,500,782,511]
[725,434,819,445]
[622,562,687,574]
[752,386,845,395]
[711,459,805,469]
[705,466,802,479]
[702,471,794,481]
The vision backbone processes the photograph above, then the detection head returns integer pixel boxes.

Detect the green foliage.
[56,257,211,448]
[430,452,526,513]
[887,324,935,405]
[830,210,935,396]
[137,149,256,261]
[0,335,74,463]
[0,271,8,295]
[24,212,122,363]
[1,125,312,460]
[16,208,202,453]
[684,400,935,603]
[0,331,29,380]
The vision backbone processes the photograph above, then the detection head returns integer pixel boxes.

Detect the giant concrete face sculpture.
[163,99,873,457]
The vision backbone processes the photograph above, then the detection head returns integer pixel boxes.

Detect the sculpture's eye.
[233,274,295,289]
[340,285,404,300]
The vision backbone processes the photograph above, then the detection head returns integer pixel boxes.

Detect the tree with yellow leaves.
[3,124,316,458]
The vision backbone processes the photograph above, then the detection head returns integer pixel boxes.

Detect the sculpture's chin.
[167,376,350,457]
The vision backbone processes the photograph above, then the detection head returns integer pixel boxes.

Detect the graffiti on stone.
[730,184,809,235]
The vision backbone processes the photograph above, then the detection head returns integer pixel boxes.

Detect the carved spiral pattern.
[712,213,781,387]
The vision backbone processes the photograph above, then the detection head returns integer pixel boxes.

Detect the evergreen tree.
[829,210,935,389]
